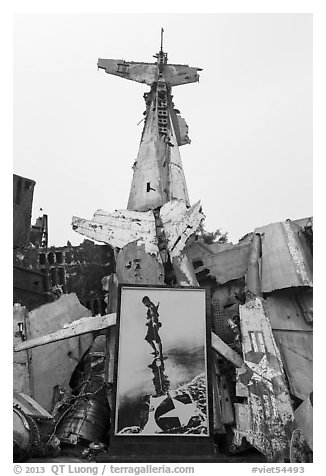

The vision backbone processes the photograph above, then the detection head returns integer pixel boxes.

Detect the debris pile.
[13,31,312,463]
[187,217,313,461]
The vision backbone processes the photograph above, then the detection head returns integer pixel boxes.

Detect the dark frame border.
[108,284,214,459]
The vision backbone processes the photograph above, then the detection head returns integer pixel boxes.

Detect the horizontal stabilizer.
[98,58,157,85]
[98,58,202,86]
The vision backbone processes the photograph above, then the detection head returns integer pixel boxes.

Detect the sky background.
[13,13,312,246]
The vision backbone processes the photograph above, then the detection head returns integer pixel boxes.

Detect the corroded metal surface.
[13,174,36,248]
[97,59,201,87]
[172,251,199,286]
[255,220,313,292]
[126,95,190,211]
[294,393,313,451]
[97,59,157,85]
[272,330,313,400]
[116,242,165,285]
[72,40,203,290]
[26,294,94,412]
[266,288,312,401]
[237,297,295,462]
[160,200,205,258]
[72,200,204,278]
[72,209,158,255]
[170,111,191,146]
[190,242,251,284]
[282,220,312,286]
[14,313,116,352]
[266,288,313,331]
[211,331,244,368]
[246,233,262,296]
[14,304,31,395]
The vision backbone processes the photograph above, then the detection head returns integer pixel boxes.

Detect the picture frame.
[112,285,211,438]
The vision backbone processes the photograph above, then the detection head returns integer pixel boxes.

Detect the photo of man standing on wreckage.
[142,295,164,360]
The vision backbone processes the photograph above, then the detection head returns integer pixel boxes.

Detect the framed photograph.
[114,285,209,437]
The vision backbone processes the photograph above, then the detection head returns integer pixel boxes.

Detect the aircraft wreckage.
[13,30,313,463]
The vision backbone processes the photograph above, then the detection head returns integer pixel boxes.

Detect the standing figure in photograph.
[142,296,163,359]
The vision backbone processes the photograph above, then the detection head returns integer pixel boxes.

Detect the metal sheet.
[160,200,204,258]
[126,90,190,211]
[273,330,313,400]
[170,110,191,146]
[266,289,313,331]
[116,242,165,285]
[97,59,157,85]
[191,242,251,284]
[256,220,313,293]
[294,393,313,450]
[266,288,312,401]
[27,294,94,411]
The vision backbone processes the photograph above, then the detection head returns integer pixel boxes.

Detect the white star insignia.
[158,397,198,427]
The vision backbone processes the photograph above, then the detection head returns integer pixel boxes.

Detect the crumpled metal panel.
[191,242,251,284]
[160,200,204,258]
[116,242,165,285]
[27,294,94,412]
[72,209,158,256]
[170,112,191,146]
[72,200,204,262]
[256,220,313,293]
[265,286,313,401]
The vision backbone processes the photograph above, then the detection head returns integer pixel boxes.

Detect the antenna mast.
[160,27,164,52]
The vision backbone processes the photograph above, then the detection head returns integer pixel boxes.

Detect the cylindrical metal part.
[56,352,110,445]
[246,233,262,297]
